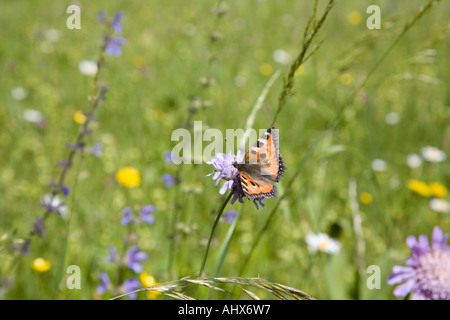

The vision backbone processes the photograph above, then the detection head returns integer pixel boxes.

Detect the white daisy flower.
[421,146,446,163]
[371,158,387,172]
[429,198,450,214]
[23,109,44,123]
[11,87,28,101]
[78,60,98,77]
[305,232,341,254]
[273,49,292,65]
[385,112,400,125]
[406,153,422,168]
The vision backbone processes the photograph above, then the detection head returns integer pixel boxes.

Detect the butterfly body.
[233,127,286,202]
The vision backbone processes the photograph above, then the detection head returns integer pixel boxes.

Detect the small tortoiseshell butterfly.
[233,127,286,201]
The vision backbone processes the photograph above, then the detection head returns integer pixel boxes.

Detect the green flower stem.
[198,191,233,278]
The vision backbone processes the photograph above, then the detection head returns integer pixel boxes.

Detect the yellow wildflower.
[139,272,161,300]
[340,73,353,85]
[348,11,362,25]
[408,179,430,197]
[360,192,373,205]
[32,257,51,272]
[295,65,304,76]
[132,55,146,68]
[260,63,273,76]
[428,182,448,198]
[73,110,87,124]
[116,167,141,188]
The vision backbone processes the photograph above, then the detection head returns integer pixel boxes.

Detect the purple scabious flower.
[207,150,265,209]
[126,245,147,274]
[387,226,450,300]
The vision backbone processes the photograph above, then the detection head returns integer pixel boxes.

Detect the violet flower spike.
[121,277,140,300]
[126,245,147,274]
[140,205,155,224]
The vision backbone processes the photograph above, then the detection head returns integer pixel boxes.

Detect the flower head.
[408,179,430,197]
[421,146,446,163]
[305,232,341,254]
[111,11,124,33]
[140,272,161,299]
[116,167,141,188]
[121,277,141,300]
[223,210,238,224]
[387,226,450,300]
[40,194,68,216]
[126,245,148,274]
[105,36,125,56]
[121,207,133,225]
[206,151,249,206]
[162,173,175,188]
[429,199,450,214]
[96,272,111,295]
[140,205,155,224]
[32,257,51,272]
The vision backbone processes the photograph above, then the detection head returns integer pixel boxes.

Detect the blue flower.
[96,272,111,295]
[223,210,238,224]
[111,11,124,33]
[162,173,175,188]
[126,245,147,273]
[97,9,107,23]
[121,277,140,300]
[140,205,155,224]
[106,245,118,263]
[91,142,103,158]
[105,36,125,56]
[120,206,133,225]
[164,151,173,164]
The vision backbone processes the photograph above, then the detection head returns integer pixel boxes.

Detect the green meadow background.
[1,0,449,299]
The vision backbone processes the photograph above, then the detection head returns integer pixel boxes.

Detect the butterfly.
[233,127,286,202]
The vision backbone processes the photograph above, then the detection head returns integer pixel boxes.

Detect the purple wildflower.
[33,218,45,237]
[120,207,133,225]
[91,142,103,158]
[97,10,107,23]
[387,226,450,300]
[111,11,124,33]
[223,210,238,224]
[207,151,266,209]
[96,272,111,295]
[164,151,173,164]
[121,277,140,300]
[126,245,147,273]
[106,245,118,263]
[105,36,125,56]
[140,205,155,224]
[162,173,175,188]
[61,186,70,197]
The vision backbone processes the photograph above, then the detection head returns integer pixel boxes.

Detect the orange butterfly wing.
[244,127,286,182]
[238,127,286,200]
[240,172,277,200]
